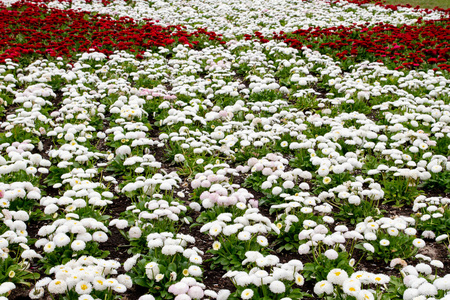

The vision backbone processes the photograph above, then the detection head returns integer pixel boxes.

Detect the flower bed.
[0,0,450,300]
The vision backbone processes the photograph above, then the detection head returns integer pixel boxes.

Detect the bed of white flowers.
[1,0,450,299]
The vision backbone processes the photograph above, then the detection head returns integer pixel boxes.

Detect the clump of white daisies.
[29,256,132,299]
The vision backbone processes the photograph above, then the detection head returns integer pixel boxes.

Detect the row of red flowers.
[333,0,450,14]
[273,0,450,71]
[0,0,224,63]
[27,0,115,7]
[269,17,450,71]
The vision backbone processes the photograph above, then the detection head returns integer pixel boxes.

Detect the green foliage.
[355,231,417,263]
[333,200,384,225]
[243,171,266,193]
[44,165,70,186]
[289,149,315,171]
[414,206,450,236]
[271,213,323,253]
[0,256,40,287]
[381,174,422,207]
[338,98,371,115]
[128,254,201,298]
[419,170,450,194]
[303,251,353,282]
[379,276,407,300]
[207,235,271,271]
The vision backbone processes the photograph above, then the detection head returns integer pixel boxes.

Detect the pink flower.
[226,196,238,206]
[253,163,264,172]
[219,110,228,118]
[217,196,228,205]
[210,193,220,202]
[262,168,273,176]
[248,158,259,167]
[207,175,218,182]
[191,180,201,189]
[174,294,191,300]
[199,191,210,200]
[139,89,152,96]
[168,282,189,295]
[249,199,259,208]
[188,286,204,299]
[200,180,211,188]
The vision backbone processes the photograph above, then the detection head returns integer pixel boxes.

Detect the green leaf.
[168,263,177,273]
[135,277,151,288]
[303,263,316,272]
[288,290,312,298]
[285,243,294,251]
[100,250,110,259]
